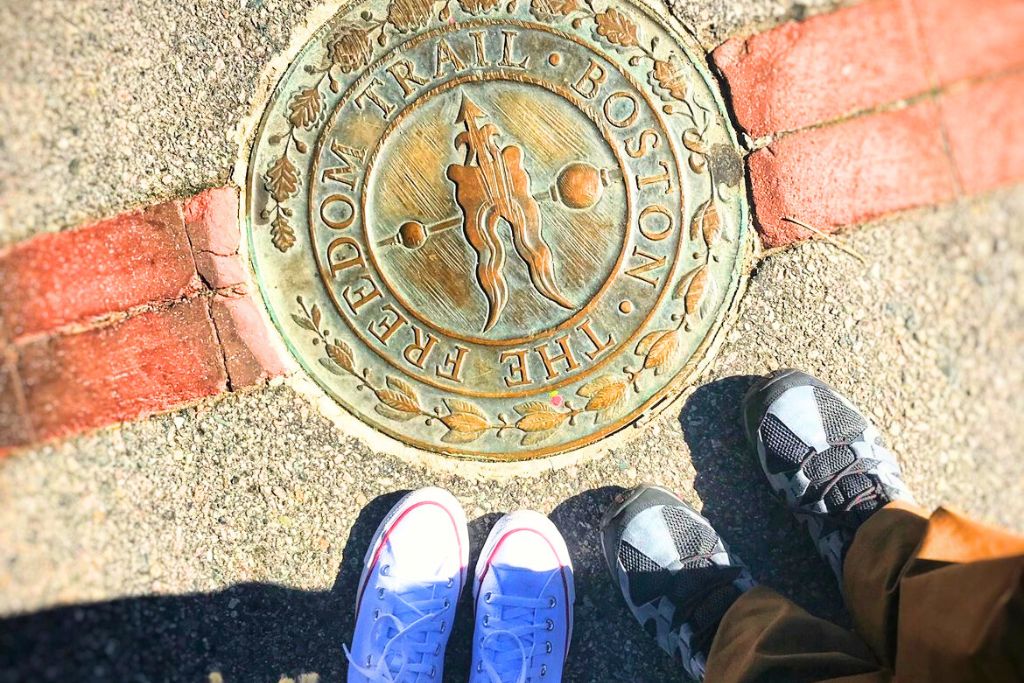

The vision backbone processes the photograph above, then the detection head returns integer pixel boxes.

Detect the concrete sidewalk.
[1,0,1023,681]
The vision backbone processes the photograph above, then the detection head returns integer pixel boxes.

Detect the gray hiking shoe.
[600,485,755,681]
[743,369,915,581]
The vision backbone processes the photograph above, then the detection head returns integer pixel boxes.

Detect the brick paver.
[183,187,240,255]
[912,0,1024,86]
[748,102,957,247]
[0,356,31,455]
[713,0,929,138]
[941,71,1024,196]
[211,293,292,390]
[17,298,228,443]
[0,202,200,341]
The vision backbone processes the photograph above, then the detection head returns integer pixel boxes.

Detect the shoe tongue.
[492,564,555,597]
[669,560,733,604]
[483,567,555,674]
[386,540,448,580]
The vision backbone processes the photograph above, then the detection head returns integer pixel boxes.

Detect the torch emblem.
[447,94,574,331]
[379,93,613,332]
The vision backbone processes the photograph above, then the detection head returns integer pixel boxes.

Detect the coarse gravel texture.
[2,185,1023,682]
[0,0,847,246]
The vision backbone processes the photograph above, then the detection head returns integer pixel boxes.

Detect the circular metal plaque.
[245,0,749,461]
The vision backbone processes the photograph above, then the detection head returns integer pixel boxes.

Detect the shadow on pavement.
[0,489,410,683]
[1,378,846,682]
[0,487,682,682]
[679,375,847,625]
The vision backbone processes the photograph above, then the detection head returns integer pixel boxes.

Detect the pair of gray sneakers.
[600,370,915,681]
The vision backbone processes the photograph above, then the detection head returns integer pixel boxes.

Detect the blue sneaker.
[346,487,469,682]
[471,511,574,682]
[743,369,916,580]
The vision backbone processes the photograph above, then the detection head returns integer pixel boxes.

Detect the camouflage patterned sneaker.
[600,486,755,681]
[743,369,915,580]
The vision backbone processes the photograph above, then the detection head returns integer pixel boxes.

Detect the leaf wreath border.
[293,211,729,452]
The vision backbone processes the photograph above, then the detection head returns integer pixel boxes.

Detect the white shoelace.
[345,577,451,682]
[477,579,558,683]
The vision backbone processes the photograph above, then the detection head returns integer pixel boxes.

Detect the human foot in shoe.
[471,511,574,683]
[743,369,915,580]
[346,487,469,682]
[600,485,754,681]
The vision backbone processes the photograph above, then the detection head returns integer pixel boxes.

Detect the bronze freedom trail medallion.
[245,0,749,461]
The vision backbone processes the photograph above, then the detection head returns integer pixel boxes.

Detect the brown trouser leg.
[704,502,1024,683]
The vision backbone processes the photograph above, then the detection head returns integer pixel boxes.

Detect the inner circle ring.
[360,72,633,348]
[306,19,689,399]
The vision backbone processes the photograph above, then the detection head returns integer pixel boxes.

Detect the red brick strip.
[940,71,1024,197]
[911,0,1024,86]
[712,0,1024,248]
[16,298,227,444]
[0,188,290,456]
[749,102,957,248]
[713,0,929,138]
[184,186,249,291]
[0,203,201,341]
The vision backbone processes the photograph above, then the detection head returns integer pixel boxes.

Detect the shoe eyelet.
[440,620,447,634]
[373,608,380,620]
[476,662,483,673]
[545,641,552,654]
[366,655,373,666]
[483,614,490,627]
[484,591,492,603]
[381,564,391,576]
[430,666,436,678]
[541,664,548,677]
[446,577,454,588]
[545,618,554,631]
[443,598,450,608]
[547,596,556,608]
[377,587,385,600]
[435,644,441,656]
